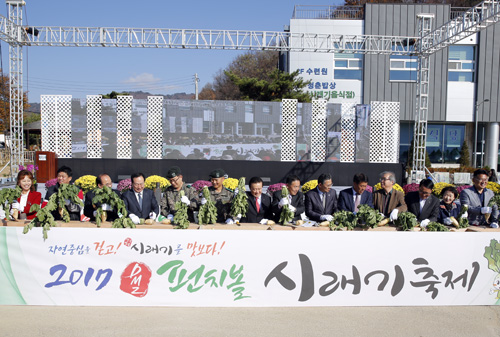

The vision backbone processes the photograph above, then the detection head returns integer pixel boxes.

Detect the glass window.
[333,53,362,80]
[448,45,475,82]
[390,55,418,82]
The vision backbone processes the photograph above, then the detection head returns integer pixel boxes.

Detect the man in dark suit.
[84,174,120,222]
[241,176,273,224]
[272,175,305,223]
[305,173,337,222]
[405,178,440,227]
[122,173,159,225]
[338,173,373,214]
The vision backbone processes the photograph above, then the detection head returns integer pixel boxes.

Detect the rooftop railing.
[293,5,475,21]
[292,5,364,20]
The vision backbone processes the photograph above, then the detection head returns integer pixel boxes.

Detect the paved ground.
[2,305,500,337]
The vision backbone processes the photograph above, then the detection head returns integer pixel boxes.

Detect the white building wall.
[289,19,364,104]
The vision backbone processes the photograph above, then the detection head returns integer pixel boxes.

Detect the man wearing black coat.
[305,173,338,222]
[405,178,440,227]
[272,175,305,223]
[241,176,273,224]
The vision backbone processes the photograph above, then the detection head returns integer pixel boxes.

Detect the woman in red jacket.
[11,170,42,220]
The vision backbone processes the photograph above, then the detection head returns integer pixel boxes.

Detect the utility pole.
[194,73,199,100]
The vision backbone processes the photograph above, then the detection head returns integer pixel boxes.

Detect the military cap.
[209,168,226,178]
[166,166,182,179]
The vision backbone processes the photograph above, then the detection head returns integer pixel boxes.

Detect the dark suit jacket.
[271,190,305,222]
[404,191,440,222]
[338,188,373,213]
[305,187,338,221]
[122,188,159,219]
[373,189,407,217]
[17,191,42,220]
[84,190,120,222]
[241,192,273,223]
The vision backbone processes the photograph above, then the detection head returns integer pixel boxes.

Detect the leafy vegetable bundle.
[230,177,248,222]
[198,187,217,225]
[0,186,22,221]
[330,210,357,231]
[91,186,129,228]
[279,186,294,225]
[23,184,83,239]
[425,221,449,232]
[356,204,386,229]
[173,190,190,229]
[395,212,418,231]
[486,195,500,223]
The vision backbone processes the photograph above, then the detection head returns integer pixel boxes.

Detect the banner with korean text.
[1,227,500,307]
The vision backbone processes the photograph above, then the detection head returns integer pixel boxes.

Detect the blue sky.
[0,0,342,103]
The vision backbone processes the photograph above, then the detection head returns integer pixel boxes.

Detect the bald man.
[84,174,120,222]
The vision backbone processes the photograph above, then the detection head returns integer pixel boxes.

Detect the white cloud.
[123,73,160,85]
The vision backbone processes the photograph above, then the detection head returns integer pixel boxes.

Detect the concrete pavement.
[2,306,500,337]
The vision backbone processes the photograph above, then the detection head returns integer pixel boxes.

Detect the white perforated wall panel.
[369,101,400,163]
[40,95,72,158]
[86,95,102,158]
[311,100,327,162]
[281,99,298,162]
[147,96,164,159]
[116,96,133,159]
[341,103,357,163]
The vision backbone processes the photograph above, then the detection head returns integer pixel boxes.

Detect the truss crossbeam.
[9,23,417,55]
[421,0,500,54]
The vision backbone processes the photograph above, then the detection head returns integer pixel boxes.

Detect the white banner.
[1,227,500,307]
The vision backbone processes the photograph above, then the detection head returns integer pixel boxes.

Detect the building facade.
[285,4,500,170]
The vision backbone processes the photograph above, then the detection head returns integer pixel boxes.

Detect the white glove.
[320,215,333,222]
[181,195,190,205]
[129,214,140,224]
[289,205,296,212]
[490,222,499,228]
[0,209,5,220]
[101,203,112,211]
[11,201,20,210]
[279,198,289,207]
[420,219,430,228]
[65,199,71,206]
[259,218,268,225]
[235,213,242,221]
[443,217,452,226]
[93,210,97,217]
[149,212,156,220]
[390,209,399,222]
[167,214,174,221]
[481,207,492,214]
[461,211,468,219]
[225,218,234,225]
[200,198,207,205]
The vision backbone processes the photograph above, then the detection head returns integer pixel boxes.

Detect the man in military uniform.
[160,166,199,222]
[201,168,234,223]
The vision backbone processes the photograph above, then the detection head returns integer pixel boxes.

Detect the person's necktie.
[354,194,361,212]
[256,198,260,213]
[138,193,143,211]
[322,193,326,209]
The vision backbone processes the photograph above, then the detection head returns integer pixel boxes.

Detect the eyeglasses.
[169,176,180,184]
[380,178,392,182]
[474,178,488,183]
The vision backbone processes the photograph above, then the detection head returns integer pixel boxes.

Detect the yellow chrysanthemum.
[302,180,318,193]
[223,178,238,191]
[374,182,404,193]
[145,175,170,190]
[74,175,97,193]
[432,182,454,197]
[487,182,500,195]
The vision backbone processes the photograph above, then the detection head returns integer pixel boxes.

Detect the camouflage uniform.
[160,184,199,222]
[207,186,234,223]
